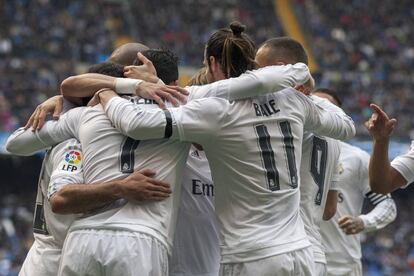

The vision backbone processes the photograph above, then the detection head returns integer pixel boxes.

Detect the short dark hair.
[206,21,256,78]
[88,62,125,78]
[83,62,125,105]
[261,37,308,65]
[134,49,179,85]
[313,88,342,107]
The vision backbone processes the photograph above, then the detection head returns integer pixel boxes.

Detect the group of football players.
[6,21,408,276]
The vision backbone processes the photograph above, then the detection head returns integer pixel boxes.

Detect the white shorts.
[219,247,314,276]
[19,239,61,276]
[314,262,327,276]
[326,259,362,276]
[58,229,168,276]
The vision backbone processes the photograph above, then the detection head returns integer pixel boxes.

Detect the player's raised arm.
[6,107,82,156]
[365,104,407,193]
[188,63,310,101]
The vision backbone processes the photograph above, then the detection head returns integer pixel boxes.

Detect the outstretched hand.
[25,95,63,131]
[364,104,397,142]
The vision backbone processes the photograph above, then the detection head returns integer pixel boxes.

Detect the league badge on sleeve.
[61,150,82,172]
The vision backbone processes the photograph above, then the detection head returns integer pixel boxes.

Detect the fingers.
[52,97,63,120]
[137,169,156,178]
[25,107,38,130]
[148,191,171,199]
[157,90,179,107]
[147,180,171,192]
[369,103,388,120]
[147,184,172,194]
[338,215,352,226]
[137,52,151,65]
[31,107,42,131]
[35,107,49,130]
[167,85,189,96]
[152,94,166,109]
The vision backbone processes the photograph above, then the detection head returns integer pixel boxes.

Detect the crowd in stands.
[0,0,130,132]
[292,0,414,139]
[2,0,413,139]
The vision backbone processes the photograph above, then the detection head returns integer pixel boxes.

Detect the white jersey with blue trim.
[170,146,220,276]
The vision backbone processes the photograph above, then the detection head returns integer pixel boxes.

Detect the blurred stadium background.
[0,0,414,275]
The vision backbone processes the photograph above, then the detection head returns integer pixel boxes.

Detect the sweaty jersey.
[170,146,220,276]
[320,142,396,263]
[6,64,312,252]
[391,140,414,186]
[299,96,341,264]
[103,87,355,263]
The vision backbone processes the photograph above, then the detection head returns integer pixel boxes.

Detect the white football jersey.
[299,95,342,264]
[320,142,393,262]
[170,146,220,276]
[300,133,340,264]
[5,63,313,253]
[31,138,83,248]
[103,87,355,263]
[391,140,414,186]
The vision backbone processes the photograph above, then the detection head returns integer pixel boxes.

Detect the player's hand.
[119,169,172,202]
[364,104,397,142]
[25,95,63,131]
[136,82,188,108]
[124,53,159,83]
[338,215,364,235]
[295,75,314,96]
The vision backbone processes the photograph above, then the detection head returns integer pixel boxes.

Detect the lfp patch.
[65,150,82,165]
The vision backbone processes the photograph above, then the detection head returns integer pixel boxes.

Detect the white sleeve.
[298,92,355,140]
[329,158,341,191]
[357,150,396,231]
[168,98,223,144]
[359,196,397,232]
[188,63,310,101]
[105,96,221,144]
[391,141,414,187]
[47,140,84,199]
[5,108,82,156]
[105,96,170,140]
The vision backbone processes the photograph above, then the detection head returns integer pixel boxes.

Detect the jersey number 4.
[255,121,298,191]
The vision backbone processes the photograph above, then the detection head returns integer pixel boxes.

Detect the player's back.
[194,89,321,263]
[171,86,354,263]
[299,132,340,264]
[320,142,370,261]
[67,99,189,249]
